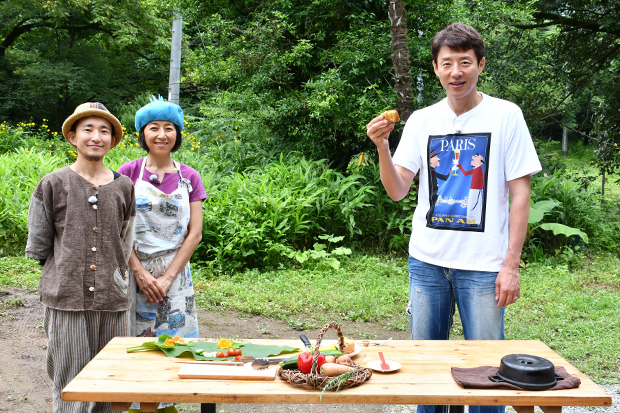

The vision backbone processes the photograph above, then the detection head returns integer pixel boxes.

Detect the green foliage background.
[0,0,172,128]
[1,118,618,269]
[1,0,620,265]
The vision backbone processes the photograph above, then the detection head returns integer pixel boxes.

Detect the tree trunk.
[388,0,414,122]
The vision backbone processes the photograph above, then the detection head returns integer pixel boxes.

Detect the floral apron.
[131,158,199,339]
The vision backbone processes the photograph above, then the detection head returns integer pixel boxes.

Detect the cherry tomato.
[216,351,224,358]
[233,349,242,356]
[235,355,240,361]
[224,349,232,357]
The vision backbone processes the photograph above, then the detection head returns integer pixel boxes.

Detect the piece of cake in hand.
[382,109,400,123]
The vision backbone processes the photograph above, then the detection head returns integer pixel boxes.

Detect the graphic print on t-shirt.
[426,132,491,231]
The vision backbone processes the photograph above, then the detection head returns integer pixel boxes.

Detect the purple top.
[118,158,207,203]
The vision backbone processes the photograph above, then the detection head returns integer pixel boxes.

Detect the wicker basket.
[277,321,373,390]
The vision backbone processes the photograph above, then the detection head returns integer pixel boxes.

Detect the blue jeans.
[407,256,505,413]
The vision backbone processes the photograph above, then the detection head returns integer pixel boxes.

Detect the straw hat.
[62,102,123,148]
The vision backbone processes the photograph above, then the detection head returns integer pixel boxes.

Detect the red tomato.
[216,351,224,358]
[235,355,240,361]
[233,349,242,356]
[225,349,232,357]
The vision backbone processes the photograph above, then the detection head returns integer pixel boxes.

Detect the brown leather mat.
[451,366,581,390]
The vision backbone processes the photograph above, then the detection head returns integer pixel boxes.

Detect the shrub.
[0,148,67,255]
[344,153,416,252]
[0,120,60,155]
[196,154,377,271]
[180,91,281,175]
[527,168,620,260]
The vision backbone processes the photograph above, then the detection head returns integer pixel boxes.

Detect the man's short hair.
[431,22,484,64]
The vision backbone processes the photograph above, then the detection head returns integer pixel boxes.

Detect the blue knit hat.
[134,95,184,132]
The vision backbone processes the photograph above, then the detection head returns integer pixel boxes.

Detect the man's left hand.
[495,266,520,307]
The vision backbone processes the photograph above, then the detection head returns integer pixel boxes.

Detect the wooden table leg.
[514,406,562,413]
[112,402,132,412]
[541,407,562,413]
[514,407,535,413]
[139,402,160,412]
[201,403,216,413]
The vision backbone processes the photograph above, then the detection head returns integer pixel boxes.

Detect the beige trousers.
[43,306,129,413]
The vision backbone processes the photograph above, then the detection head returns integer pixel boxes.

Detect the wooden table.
[62,338,611,413]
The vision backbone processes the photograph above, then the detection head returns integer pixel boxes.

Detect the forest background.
[0,0,619,385]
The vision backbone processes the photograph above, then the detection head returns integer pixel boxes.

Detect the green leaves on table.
[127,335,300,361]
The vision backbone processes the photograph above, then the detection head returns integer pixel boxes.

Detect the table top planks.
[62,338,612,407]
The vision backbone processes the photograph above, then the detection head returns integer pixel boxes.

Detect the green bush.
[344,153,416,251]
[0,148,67,255]
[181,7,396,166]
[527,168,620,260]
[0,120,60,155]
[196,154,378,271]
[188,94,275,174]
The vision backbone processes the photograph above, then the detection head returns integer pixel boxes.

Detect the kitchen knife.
[250,357,291,370]
[300,334,313,350]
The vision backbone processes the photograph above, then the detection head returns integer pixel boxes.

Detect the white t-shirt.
[393,93,542,271]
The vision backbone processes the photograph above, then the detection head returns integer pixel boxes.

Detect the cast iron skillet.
[489,354,564,390]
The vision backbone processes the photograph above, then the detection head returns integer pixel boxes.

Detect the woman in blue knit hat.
[119,97,205,411]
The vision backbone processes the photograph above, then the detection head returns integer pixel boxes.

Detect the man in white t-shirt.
[367,23,541,413]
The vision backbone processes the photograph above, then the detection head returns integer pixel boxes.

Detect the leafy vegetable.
[127,335,299,361]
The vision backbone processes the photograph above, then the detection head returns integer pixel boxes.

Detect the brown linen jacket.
[26,166,136,311]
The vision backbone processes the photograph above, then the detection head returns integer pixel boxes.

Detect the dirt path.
[0,287,411,412]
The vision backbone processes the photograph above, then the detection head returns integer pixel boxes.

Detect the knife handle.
[300,334,312,350]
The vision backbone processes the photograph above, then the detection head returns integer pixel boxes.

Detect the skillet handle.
[488,375,506,383]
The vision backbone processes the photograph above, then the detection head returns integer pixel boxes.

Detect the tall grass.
[196,154,378,270]
[0,148,66,255]
[0,120,411,266]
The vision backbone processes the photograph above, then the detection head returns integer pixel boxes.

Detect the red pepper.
[297,351,325,374]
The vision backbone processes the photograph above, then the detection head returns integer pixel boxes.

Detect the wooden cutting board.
[177,363,277,380]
